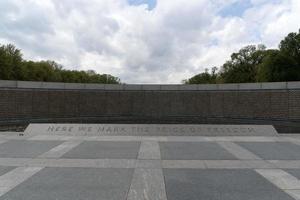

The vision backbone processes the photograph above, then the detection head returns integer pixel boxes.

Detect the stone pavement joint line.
[0,158,286,169]
[162,160,206,169]
[287,138,300,147]
[0,140,7,145]
[217,141,263,160]
[256,169,300,190]
[286,190,300,200]
[38,141,83,158]
[138,141,161,160]
[0,167,43,197]
[127,168,167,200]
[256,169,300,200]
[269,160,300,169]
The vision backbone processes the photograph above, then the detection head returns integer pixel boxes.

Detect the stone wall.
[1,80,300,133]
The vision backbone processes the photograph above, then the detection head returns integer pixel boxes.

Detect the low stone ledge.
[0,80,299,91]
[287,82,300,89]
[261,82,287,90]
[17,81,43,88]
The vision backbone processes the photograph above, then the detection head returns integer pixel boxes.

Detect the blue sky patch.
[219,0,253,17]
[128,0,157,10]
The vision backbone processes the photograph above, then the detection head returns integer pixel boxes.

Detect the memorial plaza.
[1,1,300,199]
[0,124,300,200]
[0,80,300,200]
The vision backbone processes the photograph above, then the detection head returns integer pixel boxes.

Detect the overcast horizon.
[1,0,299,84]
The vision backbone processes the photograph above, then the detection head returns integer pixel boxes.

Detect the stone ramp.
[24,123,278,136]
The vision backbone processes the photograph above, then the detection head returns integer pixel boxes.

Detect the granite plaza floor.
[1,132,300,199]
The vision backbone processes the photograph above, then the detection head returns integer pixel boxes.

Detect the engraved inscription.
[25,123,276,136]
[45,125,257,136]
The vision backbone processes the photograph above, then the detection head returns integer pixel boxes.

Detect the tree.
[0,43,121,84]
[0,44,23,80]
[185,30,300,84]
[183,67,218,84]
[256,50,300,82]
[256,30,300,82]
[279,29,300,65]
[220,45,266,83]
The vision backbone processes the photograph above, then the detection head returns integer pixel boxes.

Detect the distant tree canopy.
[182,67,218,84]
[184,29,300,84]
[0,44,120,84]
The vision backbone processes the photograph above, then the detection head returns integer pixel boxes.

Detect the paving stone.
[204,160,250,169]
[135,160,162,169]
[159,142,238,160]
[256,169,300,190]
[243,160,276,169]
[217,141,262,160]
[270,160,300,169]
[162,160,206,169]
[0,167,43,196]
[237,142,300,160]
[62,141,141,159]
[0,140,7,145]
[0,166,15,176]
[0,140,63,158]
[38,141,82,158]
[163,169,295,200]
[138,141,161,160]
[285,169,300,180]
[0,167,134,200]
[1,134,300,199]
[127,168,167,200]
[286,190,300,200]
[0,158,31,167]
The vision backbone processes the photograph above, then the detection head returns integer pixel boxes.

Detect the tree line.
[184,30,300,84]
[0,44,120,84]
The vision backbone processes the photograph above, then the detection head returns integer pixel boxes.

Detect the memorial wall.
[0,80,300,133]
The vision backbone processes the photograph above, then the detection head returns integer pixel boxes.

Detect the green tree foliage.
[183,67,218,84]
[279,30,300,65]
[220,45,266,83]
[257,50,300,82]
[0,44,23,80]
[185,29,300,84]
[0,44,120,84]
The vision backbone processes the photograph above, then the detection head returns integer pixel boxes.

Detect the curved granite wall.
[0,80,300,133]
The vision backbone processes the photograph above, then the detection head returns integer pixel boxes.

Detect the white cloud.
[0,0,299,83]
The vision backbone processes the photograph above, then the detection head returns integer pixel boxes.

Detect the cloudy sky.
[0,0,299,83]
